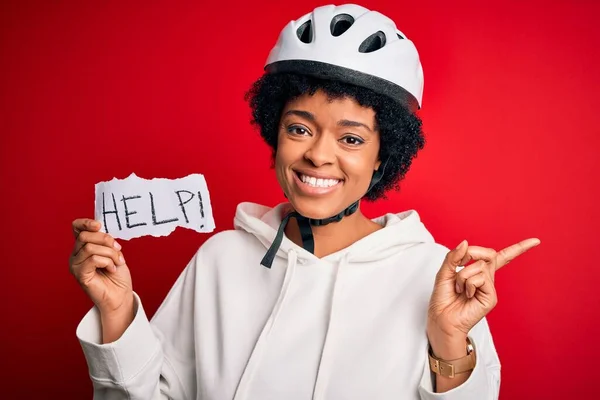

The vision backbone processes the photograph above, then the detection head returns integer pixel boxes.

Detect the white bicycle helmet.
[264,3,424,111]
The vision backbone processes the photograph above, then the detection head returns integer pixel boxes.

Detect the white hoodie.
[76,202,501,400]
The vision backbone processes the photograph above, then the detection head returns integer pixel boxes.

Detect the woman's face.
[275,89,381,219]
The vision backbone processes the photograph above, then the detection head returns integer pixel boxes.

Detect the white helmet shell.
[264,4,424,110]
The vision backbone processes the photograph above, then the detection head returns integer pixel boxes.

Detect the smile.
[293,171,343,195]
[299,173,340,188]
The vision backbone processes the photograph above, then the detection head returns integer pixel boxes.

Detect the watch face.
[466,337,474,354]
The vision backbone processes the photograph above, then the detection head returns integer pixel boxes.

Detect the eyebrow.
[283,110,373,132]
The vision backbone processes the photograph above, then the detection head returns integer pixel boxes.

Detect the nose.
[304,133,336,167]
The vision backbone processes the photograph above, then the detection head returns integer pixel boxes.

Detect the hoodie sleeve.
[417,317,501,400]
[76,250,201,400]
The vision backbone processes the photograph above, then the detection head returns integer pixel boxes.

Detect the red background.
[1,0,598,398]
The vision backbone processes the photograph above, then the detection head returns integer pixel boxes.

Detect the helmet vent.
[330,14,355,37]
[397,32,405,39]
[296,20,313,43]
[359,31,387,53]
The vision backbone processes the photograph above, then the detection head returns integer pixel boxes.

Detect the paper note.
[94,173,215,240]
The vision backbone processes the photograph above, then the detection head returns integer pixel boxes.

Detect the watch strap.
[428,337,476,378]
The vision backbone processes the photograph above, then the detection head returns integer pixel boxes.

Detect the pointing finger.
[496,238,541,270]
[457,246,497,264]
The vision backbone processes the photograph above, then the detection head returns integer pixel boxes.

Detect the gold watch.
[428,337,476,378]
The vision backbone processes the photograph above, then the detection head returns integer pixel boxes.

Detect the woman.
[71,4,539,399]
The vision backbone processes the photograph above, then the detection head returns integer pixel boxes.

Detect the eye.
[341,135,365,146]
[287,125,310,136]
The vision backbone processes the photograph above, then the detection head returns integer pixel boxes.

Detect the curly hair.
[244,72,426,201]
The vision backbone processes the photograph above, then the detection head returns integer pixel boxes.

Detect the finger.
[72,218,102,238]
[465,271,493,299]
[495,238,541,271]
[457,246,497,265]
[71,242,125,267]
[73,230,122,256]
[440,240,470,277]
[72,254,117,277]
[455,260,486,294]
[458,246,499,282]
[447,246,497,277]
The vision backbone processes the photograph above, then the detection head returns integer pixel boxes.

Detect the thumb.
[439,240,469,280]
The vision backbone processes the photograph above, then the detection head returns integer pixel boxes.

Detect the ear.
[374,159,382,171]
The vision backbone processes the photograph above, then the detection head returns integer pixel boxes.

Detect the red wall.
[1,1,598,398]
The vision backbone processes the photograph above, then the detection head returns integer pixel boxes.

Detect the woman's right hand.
[69,218,133,320]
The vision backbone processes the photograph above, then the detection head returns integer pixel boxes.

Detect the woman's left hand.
[426,238,541,355]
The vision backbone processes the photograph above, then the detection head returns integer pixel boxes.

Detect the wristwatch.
[428,337,476,378]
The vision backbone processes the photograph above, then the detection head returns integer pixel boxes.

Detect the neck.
[284,204,383,258]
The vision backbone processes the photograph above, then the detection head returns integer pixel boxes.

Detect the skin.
[69,89,541,393]
[275,90,383,257]
[427,238,540,391]
[69,219,134,344]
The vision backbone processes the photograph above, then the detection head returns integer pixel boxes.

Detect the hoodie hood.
[233,202,435,265]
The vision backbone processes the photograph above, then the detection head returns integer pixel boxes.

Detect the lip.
[292,170,343,195]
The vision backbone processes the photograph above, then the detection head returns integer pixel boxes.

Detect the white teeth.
[300,174,340,188]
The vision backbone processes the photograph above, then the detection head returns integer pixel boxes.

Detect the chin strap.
[260,160,388,268]
[260,202,359,268]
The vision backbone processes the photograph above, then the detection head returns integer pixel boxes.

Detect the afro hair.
[244,72,426,201]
